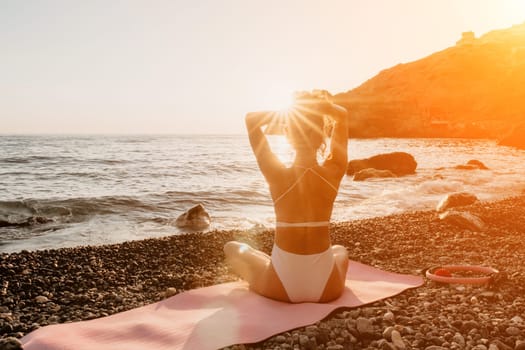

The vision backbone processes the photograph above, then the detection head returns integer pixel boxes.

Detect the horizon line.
[0,132,246,137]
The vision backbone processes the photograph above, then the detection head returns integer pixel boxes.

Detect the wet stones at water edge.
[353,168,397,181]
[454,159,489,170]
[175,204,211,230]
[436,159,489,171]
[436,192,478,213]
[347,152,417,177]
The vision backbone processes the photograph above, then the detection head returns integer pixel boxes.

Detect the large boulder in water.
[499,123,525,149]
[347,152,417,176]
[436,192,478,212]
[353,168,397,181]
[175,204,211,230]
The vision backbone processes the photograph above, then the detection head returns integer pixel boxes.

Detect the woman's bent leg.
[332,244,349,277]
[319,245,349,302]
[223,241,270,286]
[223,241,289,301]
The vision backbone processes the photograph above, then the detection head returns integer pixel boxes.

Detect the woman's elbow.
[245,113,256,130]
[245,112,262,127]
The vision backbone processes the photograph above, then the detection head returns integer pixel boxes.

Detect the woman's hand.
[246,111,272,125]
[325,102,348,121]
[305,100,347,122]
[245,111,276,132]
[245,111,284,132]
[292,90,347,120]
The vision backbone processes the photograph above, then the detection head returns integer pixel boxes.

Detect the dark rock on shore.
[437,192,479,212]
[439,210,486,231]
[175,203,211,230]
[347,152,417,176]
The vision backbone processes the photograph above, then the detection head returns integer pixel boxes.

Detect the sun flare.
[254,83,297,112]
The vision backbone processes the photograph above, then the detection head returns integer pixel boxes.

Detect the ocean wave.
[114,138,152,144]
[160,189,270,206]
[0,195,161,230]
[0,171,32,176]
[87,159,129,165]
[0,156,129,167]
[0,155,74,164]
[205,163,256,174]
[0,200,68,228]
[55,171,106,178]
[0,216,52,228]
[417,179,463,195]
[0,200,54,228]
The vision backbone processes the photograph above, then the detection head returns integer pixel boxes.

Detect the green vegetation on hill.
[334,22,525,139]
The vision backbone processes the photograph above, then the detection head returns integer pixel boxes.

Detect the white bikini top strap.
[308,167,339,193]
[273,168,309,204]
[273,167,339,204]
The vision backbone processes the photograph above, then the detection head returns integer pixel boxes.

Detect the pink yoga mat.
[22,261,423,350]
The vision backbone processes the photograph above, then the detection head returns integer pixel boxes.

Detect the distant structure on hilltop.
[456,31,476,46]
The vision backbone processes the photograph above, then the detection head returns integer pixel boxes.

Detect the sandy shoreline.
[1,195,525,349]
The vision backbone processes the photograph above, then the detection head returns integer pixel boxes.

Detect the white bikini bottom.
[271,244,335,303]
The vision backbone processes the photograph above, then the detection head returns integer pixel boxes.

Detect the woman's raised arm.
[245,111,285,181]
[323,103,348,176]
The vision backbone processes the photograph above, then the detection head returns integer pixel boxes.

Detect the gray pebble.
[505,326,521,336]
[356,317,374,336]
[378,339,396,350]
[391,329,405,350]
[0,337,23,350]
[452,333,466,347]
[492,339,513,350]
[164,287,177,298]
[462,320,479,332]
[326,345,344,350]
[35,295,49,304]
[275,335,286,343]
[383,326,395,340]
[515,340,525,350]
[472,345,488,350]
[299,335,309,346]
[383,311,395,323]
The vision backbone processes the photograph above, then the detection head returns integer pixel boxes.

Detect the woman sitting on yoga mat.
[224,90,349,303]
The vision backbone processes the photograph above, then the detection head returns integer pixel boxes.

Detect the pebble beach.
[1,195,525,350]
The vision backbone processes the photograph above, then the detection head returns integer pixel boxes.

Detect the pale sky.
[1,0,524,135]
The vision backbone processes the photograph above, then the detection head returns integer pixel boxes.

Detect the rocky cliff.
[334,22,525,139]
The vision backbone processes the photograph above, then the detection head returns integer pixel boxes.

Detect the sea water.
[1,135,524,253]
